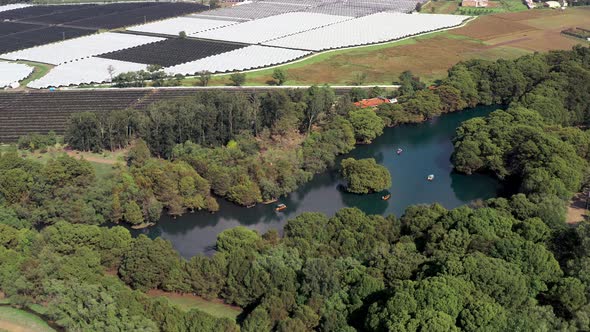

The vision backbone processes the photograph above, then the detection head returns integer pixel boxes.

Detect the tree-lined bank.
[0,46,588,331]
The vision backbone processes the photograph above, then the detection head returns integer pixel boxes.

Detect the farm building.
[354,97,396,108]
[461,0,488,7]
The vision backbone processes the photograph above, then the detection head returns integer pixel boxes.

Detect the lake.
[133,105,503,258]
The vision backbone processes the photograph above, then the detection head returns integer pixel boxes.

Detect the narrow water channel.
[133,105,503,258]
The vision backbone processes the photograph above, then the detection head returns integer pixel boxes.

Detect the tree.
[209,0,219,9]
[415,2,423,11]
[179,30,187,39]
[352,72,368,86]
[119,235,180,290]
[229,73,246,86]
[46,280,157,331]
[0,168,32,204]
[404,89,442,118]
[197,70,211,86]
[272,69,287,86]
[217,226,260,253]
[65,112,102,152]
[123,201,144,225]
[227,181,262,206]
[397,70,425,96]
[348,108,385,143]
[340,158,391,194]
[107,65,115,81]
[303,85,335,134]
[127,139,151,167]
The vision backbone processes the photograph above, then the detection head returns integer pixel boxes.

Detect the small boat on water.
[275,203,287,212]
[396,148,403,155]
[427,174,435,181]
[382,194,391,201]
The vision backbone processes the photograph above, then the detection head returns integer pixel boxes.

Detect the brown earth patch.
[0,320,35,332]
[453,15,537,40]
[567,192,588,224]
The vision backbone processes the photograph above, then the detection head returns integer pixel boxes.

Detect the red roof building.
[354,97,392,108]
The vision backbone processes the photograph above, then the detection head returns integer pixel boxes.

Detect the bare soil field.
[245,8,590,85]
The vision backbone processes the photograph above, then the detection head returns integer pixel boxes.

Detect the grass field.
[226,7,589,86]
[147,290,242,321]
[0,306,55,332]
[0,144,124,179]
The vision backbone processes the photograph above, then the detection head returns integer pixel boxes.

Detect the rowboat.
[275,203,287,211]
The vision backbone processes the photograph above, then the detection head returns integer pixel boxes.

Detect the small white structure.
[544,1,561,8]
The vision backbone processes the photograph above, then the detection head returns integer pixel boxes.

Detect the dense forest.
[0,46,589,331]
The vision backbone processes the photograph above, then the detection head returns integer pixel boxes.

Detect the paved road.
[66,85,400,92]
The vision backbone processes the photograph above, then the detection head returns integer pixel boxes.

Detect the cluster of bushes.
[451,45,590,200]
[65,86,387,209]
[0,144,219,227]
[112,65,184,88]
[341,157,391,194]
[17,132,57,152]
[0,220,237,331]
[2,199,590,330]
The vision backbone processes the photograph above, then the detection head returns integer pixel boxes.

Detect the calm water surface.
[134,105,502,258]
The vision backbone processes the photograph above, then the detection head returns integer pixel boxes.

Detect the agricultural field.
[0,26,97,54]
[0,22,44,37]
[0,4,30,13]
[242,7,590,85]
[2,32,164,65]
[68,2,207,29]
[265,12,469,51]
[194,12,351,44]
[0,2,206,55]
[0,89,150,141]
[0,4,93,21]
[2,0,459,88]
[166,45,311,75]
[128,16,240,37]
[196,1,310,20]
[0,62,33,88]
[0,89,210,141]
[27,57,147,89]
[3,0,572,90]
[98,38,246,67]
